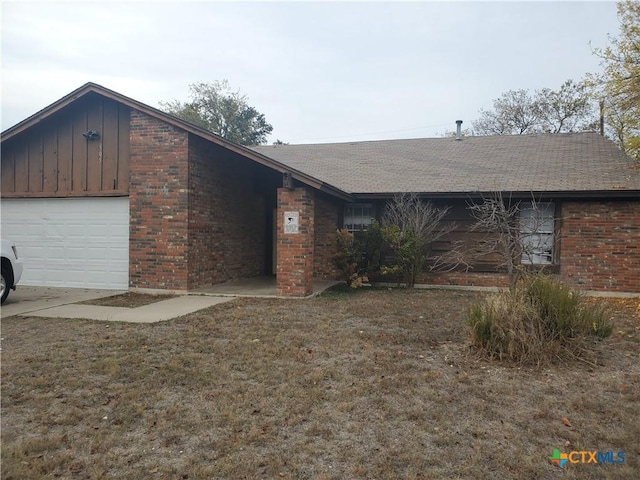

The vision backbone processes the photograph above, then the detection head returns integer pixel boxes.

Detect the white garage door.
[0,197,129,289]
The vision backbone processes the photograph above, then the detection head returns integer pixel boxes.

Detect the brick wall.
[560,201,640,293]
[313,193,342,279]
[277,187,314,296]
[129,112,272,291]
[420,271,510,288]
[129,110,189,289]
[187,135,268,288]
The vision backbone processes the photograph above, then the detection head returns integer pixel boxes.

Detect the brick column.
[277,187,315,297]
[129,110,189,290]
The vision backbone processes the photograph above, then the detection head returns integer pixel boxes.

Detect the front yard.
[1,288,638,479]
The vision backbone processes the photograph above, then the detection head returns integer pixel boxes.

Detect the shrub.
[467,274,612,365]
[380,223,426,287]
[333,222,385,288]
[381,194,454,287]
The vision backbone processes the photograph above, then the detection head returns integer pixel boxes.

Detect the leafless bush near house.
[467,192,555,284]
[381,193,459,285]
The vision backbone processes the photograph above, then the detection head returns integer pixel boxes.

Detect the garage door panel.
[1,197,129,289]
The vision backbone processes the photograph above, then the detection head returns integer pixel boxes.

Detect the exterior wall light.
[82,130,100,140]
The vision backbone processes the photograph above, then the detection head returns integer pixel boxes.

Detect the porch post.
[276,187,315,297]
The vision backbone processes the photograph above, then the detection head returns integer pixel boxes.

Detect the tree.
[472,81,596,136]
[533,80,596,133]
[160,80,273,145]
[381,193,455,287]
[591,0,640,160]
[467,193,554,285]
[473,90,539,135]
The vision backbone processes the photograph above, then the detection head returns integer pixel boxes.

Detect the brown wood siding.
[14,144,29,192]
[86,101,103,192]
[370,199,507,272]
[71,106,88,192]
[428,201,505,271]
[28,136,43,193]
[102,100,118,190]
[1,94,130,197]
[57,120,73,193]
[1,149,14,192]
[42,128,58,192]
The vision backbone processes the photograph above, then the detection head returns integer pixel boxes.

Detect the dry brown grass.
[78,292,176,308]
[1,288,638,479]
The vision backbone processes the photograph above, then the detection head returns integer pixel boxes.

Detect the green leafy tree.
[160,80,273,145]
[591,0,640,160]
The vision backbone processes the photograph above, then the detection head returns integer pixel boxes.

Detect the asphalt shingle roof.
[252,133,640,195]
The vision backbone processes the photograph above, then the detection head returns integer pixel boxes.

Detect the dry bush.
[468,274,613,366]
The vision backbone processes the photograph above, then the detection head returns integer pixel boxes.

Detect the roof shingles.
[252,133,640,195]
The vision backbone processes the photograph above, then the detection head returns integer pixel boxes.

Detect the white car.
[1,239,24,304]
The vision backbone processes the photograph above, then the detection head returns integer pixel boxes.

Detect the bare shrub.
[468,273,612,366]
[467,192,555,285]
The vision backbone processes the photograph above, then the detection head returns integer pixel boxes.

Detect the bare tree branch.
[381,193,459,286]
[467,192,557,285]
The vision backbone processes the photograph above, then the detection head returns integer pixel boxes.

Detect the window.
[520,202,554,265]
[344,204,374,232]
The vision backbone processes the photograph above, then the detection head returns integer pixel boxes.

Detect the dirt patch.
[1,289,638,479]
[78,292,176,308]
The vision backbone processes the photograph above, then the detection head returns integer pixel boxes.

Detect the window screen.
[344,204,374,232]
[520,202,554,265]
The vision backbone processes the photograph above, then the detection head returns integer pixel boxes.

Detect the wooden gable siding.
[1,94,130,197]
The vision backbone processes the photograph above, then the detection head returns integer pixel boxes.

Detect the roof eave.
[1,82,354,202]
[352,190,640,200]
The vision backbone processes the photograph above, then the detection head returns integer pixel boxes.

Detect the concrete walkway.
[24,295,232,323]
[1,286,232,323]
[192,276,341,297]
[1,278,341,324]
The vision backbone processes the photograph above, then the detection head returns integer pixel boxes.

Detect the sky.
[1,0,623,144]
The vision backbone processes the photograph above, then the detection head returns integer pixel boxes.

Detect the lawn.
[1,288,638,479]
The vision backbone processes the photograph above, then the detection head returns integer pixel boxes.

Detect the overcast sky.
[1,0,622,144]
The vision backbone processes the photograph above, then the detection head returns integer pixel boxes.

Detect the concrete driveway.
[0,286,231,323]
[1,286,124,318]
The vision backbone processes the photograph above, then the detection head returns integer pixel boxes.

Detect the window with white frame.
[520,202,555,265]
[343,204,374,232]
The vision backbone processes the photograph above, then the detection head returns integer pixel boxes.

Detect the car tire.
[1,267,10,305]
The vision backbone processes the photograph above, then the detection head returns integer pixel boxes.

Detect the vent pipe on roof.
[455,120,463,141]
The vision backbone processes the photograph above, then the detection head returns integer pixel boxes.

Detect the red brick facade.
[187,135,272,289]
[420,272,511,288]
[129,110,279,291]
[417,200,640,293]
[560,201,640,293]
[129,110,189,289]
[313,193,342,279]
[126,110,640,295]
[276,188,315,296]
